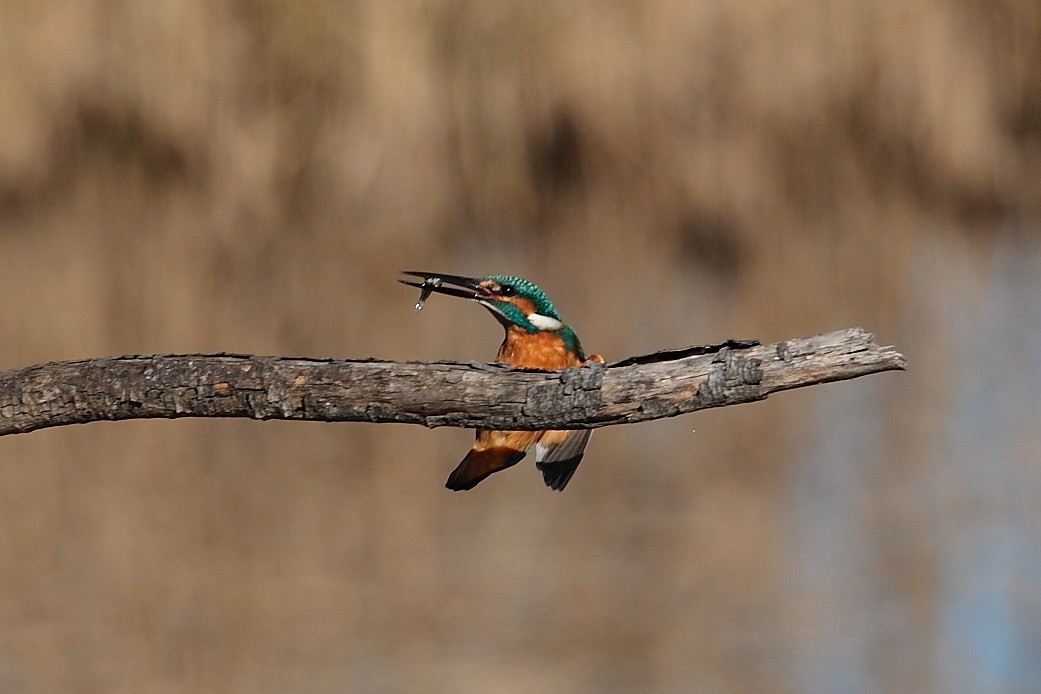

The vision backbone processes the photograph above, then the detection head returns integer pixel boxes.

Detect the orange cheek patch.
[509,297,536,315]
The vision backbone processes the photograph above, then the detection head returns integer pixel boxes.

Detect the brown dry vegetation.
[0,1,1039,692]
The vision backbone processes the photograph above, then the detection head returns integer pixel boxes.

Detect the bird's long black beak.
[399,271,489,302]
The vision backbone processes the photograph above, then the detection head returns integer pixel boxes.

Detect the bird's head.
[400,271,566,333]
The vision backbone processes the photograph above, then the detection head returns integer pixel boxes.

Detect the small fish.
[413,277,442,311]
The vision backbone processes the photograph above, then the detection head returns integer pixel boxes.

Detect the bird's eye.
[499,284,516,296]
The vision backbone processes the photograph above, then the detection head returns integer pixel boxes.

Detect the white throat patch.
[527,312,563,331]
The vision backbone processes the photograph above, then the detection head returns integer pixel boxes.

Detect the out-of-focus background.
[0,2,1039,692]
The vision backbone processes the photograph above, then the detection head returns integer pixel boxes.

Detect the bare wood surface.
[0,328,904,437]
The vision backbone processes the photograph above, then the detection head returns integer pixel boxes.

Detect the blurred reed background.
[1,2,1040,692]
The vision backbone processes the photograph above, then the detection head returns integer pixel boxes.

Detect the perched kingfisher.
[400,271,604,491]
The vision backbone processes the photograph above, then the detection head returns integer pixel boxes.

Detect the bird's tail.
[446,447,526,491]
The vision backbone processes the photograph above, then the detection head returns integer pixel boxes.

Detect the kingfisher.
[400,271,604,491]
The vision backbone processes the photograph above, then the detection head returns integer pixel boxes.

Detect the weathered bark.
[0,327,904,437]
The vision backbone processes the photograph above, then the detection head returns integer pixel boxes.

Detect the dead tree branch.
[0,327,904,437]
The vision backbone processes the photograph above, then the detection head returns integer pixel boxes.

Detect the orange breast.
[497,327,581,369]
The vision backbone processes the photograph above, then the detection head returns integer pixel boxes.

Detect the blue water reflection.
[789,233,1041,693]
